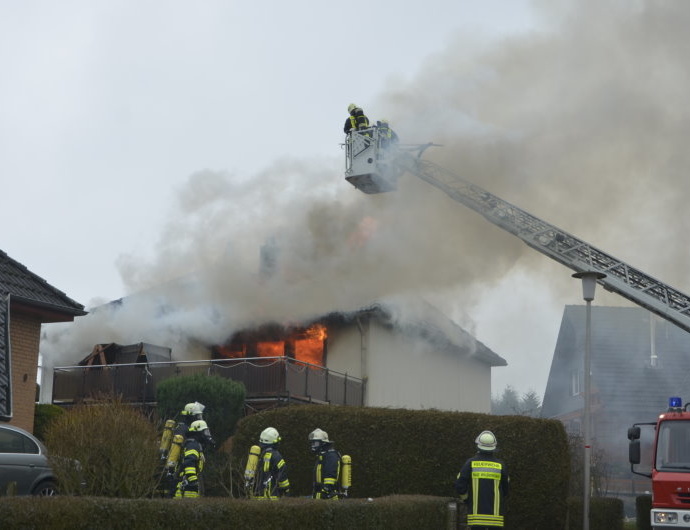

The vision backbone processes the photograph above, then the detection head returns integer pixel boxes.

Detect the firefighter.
[454,430,510,529]
[159,401,208,497]
[253,427,290,500]
[160,402,205,460]
[174,419,214,499]
[376,119,399,150]
[309,428,341,500]
[343,103,370,134]
[177,402,205,436]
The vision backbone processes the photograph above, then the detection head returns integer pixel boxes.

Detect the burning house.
[47,236,506,413]
[50,294,505,413]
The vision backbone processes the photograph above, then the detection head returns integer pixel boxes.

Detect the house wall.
[326,319,492,413]
[8,312,41,432]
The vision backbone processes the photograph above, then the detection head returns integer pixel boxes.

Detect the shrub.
[33,403,65,441]
[232,405,570,530]
[44,398,160,497]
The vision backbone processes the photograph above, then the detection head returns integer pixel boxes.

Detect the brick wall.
[8,313,41,433]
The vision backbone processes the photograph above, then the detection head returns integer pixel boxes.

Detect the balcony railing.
[51,357,364,407]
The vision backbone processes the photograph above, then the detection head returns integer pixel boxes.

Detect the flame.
[304,323,327,341]
[257,341,284,357]
[213,324,327,366]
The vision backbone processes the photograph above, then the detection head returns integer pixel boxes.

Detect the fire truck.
[344,125,690,527]
[629,398,690,528]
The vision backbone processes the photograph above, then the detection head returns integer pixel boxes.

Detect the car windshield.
[0,428,40,454]
[656,420,690,471]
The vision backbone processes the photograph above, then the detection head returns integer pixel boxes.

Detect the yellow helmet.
[348,103,357,113]
[189,420,208,432]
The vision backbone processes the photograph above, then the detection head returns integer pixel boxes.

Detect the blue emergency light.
[669,397,683,409]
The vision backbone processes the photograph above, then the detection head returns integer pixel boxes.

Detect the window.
[656,421,690,471]
[0,428,39,454]
[570,369,583,396]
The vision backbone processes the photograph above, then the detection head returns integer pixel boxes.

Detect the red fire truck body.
[630,398,690,528]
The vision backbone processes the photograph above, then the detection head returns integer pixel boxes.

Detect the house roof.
[542,305,690,420]
[323,297,507,367]
[0,249,86,320]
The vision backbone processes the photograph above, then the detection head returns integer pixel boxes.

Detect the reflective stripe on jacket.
[313,447,341,499]
[455,453,509,528]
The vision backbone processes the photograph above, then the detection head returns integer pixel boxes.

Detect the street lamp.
[572,271,606,530]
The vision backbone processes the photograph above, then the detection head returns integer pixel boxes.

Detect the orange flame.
[257,341,284,357]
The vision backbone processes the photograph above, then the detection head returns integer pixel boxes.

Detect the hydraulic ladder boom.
[390,151,690,334]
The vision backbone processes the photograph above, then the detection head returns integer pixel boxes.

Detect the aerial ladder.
[344,127,690,334]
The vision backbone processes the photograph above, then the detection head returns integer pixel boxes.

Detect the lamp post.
[572,271,606,530]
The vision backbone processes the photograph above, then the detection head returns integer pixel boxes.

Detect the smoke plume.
[42,1,690,369]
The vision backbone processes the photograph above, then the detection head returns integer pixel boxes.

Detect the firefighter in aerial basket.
[309,428,351,499]
[344,103,370,134]
[246,427,290,500]
[174,420,214,499]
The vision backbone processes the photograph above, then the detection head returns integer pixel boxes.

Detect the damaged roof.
[0,249,86,319]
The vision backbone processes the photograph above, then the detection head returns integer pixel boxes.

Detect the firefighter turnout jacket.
[343,107,370,133]
[454,452,510,528]
[313,446,341,499]
[174,438,205,499]
[254,445,290,500]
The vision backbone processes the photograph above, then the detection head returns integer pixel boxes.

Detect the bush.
[156,373,245,445]
[232,405,570,530]
[0,495,453,529]
[33,403,65,441]
[44,398,160,497]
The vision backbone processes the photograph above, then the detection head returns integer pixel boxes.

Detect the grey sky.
[5,1,687,399]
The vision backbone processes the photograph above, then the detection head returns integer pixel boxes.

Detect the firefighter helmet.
[189,420,208,432]
[260,427,281,444]
[475,430,497,451]
[183,401,205,416]
[348,103,357,113]
[308,428,331,453]
[308,428,330,443]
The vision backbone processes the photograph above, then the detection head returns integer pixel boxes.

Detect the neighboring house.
[541,305,690,499]
[0,250,85,431]
[52,295,507,414]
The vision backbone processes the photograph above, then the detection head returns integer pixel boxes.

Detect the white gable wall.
[326,318,492,412]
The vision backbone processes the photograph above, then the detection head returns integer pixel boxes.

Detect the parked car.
[0,423,58,496]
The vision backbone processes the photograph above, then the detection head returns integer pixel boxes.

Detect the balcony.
[51,357,364,408]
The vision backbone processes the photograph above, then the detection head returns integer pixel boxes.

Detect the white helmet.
[348,103,357,113]
[260,427,281,444]
[183,402,205,416]
[475,430,497,452]
[189,420,208,432]
[308,428,330,443]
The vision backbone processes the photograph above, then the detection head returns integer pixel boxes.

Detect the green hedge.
[231,405,570,530]
[0,495,452,530]
[566,497,624,530]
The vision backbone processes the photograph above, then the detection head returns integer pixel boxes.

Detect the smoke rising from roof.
[42,1,690,377]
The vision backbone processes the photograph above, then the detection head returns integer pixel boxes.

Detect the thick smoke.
[42,1,690,370]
